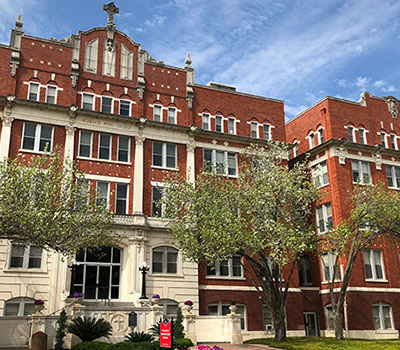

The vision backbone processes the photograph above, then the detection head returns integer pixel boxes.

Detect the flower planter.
[152,297,160,305]
[34,304,44,313]
[229,304,237,313]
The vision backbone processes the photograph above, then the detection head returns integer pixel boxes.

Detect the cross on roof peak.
[103,2,119,28]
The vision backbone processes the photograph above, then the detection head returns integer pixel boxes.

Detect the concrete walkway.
[200,343,278,350]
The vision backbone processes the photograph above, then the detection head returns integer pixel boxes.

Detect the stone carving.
[374,146,383,170]
[187,139,196,153]
[135,135,145,146]
[70,59,80,87]
[111,314,127,333]
[103,2,119,29]
[383,96,399,119]
[68,104,78,121]
[185,53,192,68]
[65,125,76,136]
[2,95,16,125]
[336,144,347,165]
[103,38,116,76]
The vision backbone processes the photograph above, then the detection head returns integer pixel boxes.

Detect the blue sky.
[0,0,399,120]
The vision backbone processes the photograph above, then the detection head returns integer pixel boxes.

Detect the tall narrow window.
[309,133,315,149]
[321,253,339,282]
[351,160,371,184]
[263,124,271,140]
[317,128,324,144]
[228,118,235,134]
[99,134,111,160]
[82,93,94,111]
[84,38,98,73]
[390,134,397,149]
[363,249,384,280]
[152,186,164,217]
[168,107,177,124]
[216,116,223,132]
[28,82,40,101]
[79,130,92,157]
[202,114,210,130]
[76,179,90,209]
[347,126,354,142]
[46,86,57,104]
[251,122,258,138]
[372,303,393,330]
[22,122,53,152]
[152,246,178,274]
[312,161,329,187]
[153,105,162,122]
[120,44,133,80]
[118,136,129,162]
[115,183,128,214]
[359,128,366,144]
[380,132,387,148]
[96,181,109,207]
[298,256,312,286]
[293,143,298,158]
[101,96,113,114]
[119,100,131,116]
[316,203,333,233]
[385,165,400,189]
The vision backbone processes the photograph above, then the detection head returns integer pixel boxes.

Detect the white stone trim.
[196,142,242,153]
[85,174,131,183]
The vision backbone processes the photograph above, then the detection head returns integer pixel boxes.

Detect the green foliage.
[0,152,119,255]
[125,331,154,343]
[71,341,113,350]
[55,309,67,350]
[245,337,400,350]
[67,316,112,341]
[112,341,157,350]
[148,321,161,339]
[173,338,194,349]
[174,307,185,339]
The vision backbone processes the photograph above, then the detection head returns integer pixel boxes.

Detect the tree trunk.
[272,304,287,342]
[334,304,344,340]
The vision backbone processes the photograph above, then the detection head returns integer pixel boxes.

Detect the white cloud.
[373,79,397,93]
[285,104,309,119]
[144,15,166,27]
[338,79,351,88]
[356,77,370,89]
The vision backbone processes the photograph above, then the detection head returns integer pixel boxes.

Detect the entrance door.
[304,312,319,336]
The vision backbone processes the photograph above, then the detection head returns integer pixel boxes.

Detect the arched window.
[372,302,393,330]
[152,246,178,274]
[4,297,35,316]
[159,298,179,316]
[70,246,121,300]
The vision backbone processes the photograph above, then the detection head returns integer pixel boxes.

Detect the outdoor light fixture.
[139,261,150,299]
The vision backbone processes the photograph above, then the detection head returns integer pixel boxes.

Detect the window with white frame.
[351,160,371,184]
[215,115,223,132]
[120,44,133,80]
[372,303,393,330]
[70,246,121,300]
[76,178,90,209]
[9,244,43,269]
[228,118,235,134]
[119,100,131,116]
[117,136,130,162]
[250,122,258,138]
[79,130,92,157]
[359,128,366,144]
[84,38,98,73]
[385,165,400,189]
[263,124,271,140]
[153,105,162,122]
[202,113,210,130]
[363,249,385,280]
[46,85,57,104]
[390,134,397,149]
[312,161,329,188]
[321,253,339,282]
[380,132,387,148]
[347,126,355,142]
[152,142,177,169]
[263,305,274,331]
[159,299,179,316]
[101,96,113,114]
[22,122,53,152]
[82,93,94,111]
[298,256,312,286]
[203,149,237,176]
[28,82,40,101]
[206,255,242,277]
[316,203,333,233]
[96,181,109,208]
[98,134,112,160]
[115,183,128,215]
[152,246,178,274]
[293,143,298,158]
[317,128,324,144]
[167,107,177,124]
[4,297,35,316]
[325,305,335,330]
[208,303,246,330]
[152,186,165,217]
[308,133,315,149]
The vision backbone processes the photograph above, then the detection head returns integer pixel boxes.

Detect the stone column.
[227,310,243,344]
[133,135,145,218]
[183,314,197,345]
[186,138,196,183]
[0,95,16,160]
[64,125,76,164]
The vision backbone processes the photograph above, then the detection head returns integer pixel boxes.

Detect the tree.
[55,309,67,350]
[0,152,118,256]
[162,143,319,341]
[321,182,400,340]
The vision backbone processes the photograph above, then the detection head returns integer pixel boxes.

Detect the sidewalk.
[200,343,278,350]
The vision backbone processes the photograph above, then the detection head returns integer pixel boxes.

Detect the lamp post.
[139,261,149,299]
[67,258,80,297]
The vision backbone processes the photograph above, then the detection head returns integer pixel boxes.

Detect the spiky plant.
[125,331,154,343]
[67,316,112,341]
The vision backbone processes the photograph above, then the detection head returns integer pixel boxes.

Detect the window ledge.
[365,279,388,283]
[374,329,396,334]
[388,186,400,191]
[151,166,179,171]
[321,280,340,285]
[3,268,47,274]
[19,149,51,155]
[206,276,246,280]
[149,273,184,279]
[316,183,330,189]
[77,156,132,165]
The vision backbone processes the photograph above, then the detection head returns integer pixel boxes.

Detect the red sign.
[160,320,172,348]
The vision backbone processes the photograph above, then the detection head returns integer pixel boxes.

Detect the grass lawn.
[244,336,400,350]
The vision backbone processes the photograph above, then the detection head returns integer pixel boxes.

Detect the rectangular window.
[347,126,354,142]
[318,128,324,144]
[153,105,162,122]
[390,134,397,149]
[216,116,223,132]
[152,186,165,217]
[168,107,177,124]
[98,134,111,160]
[101,96,113,114]
[309,133,315,148]
[46,86,57,104]
[9,244,42,269]
[385,165,400,189]
[79,130,92,157]
[202,114,210,130]
[351,160,371,184]
[298,256,312,286]
[293,144,298,158]
[372,303,393,330]
[119,100,131,116]
[152,246,178,273]
[228,118,235,134]
[96,181,109,207]
[316,203,333,233]
[263,306,274,331]
[359,128,366,144]
[363,249,384,280]
[82,93,94,111]
[115,183,128,215]
[28,82,40,101]
[117,136,130,162]
[321,253,339,282]
[263,124,271,140]
[312,161,329,187]
[325,306,335,330]
[251,122,258,138]
[380,132,387,148]
[22,122,53,152]
[76,178,90,209]
[206,256,242,277]
[203,149,237,177]
[152,142,177,169]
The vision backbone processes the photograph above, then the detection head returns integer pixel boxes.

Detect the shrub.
[71,341,113,350]
[174,338,194,350]
[67,316,112,341]
[54,310,67,350]
[125,331,154,343]
[112,341,157,350]
[174,307,185,339]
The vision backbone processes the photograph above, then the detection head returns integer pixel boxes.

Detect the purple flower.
[184,300,193,306]
[73,292,84,298]
[152,294,160,299]
[34,299,44,306]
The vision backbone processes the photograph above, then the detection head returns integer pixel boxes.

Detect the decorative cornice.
[383,96,399,119]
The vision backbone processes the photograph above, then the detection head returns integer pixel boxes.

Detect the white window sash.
[45,85,58,104]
